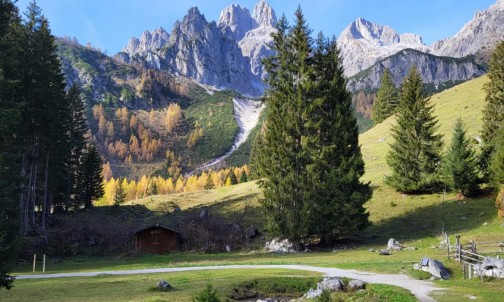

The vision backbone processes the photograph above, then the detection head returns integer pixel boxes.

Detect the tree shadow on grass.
[364,197,496,244]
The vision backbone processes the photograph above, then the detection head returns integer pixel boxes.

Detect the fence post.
[32,254,36,273]
[463,263,467,279]
[447,234,451,259]
[456,235,461,263]
[43,254,46,273]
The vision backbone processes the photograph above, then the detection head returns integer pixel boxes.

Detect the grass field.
[3,76,504,301]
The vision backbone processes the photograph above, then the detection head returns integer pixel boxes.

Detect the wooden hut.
[133,223,180,254]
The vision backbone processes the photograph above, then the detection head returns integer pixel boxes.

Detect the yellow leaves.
[100,165,250,204]
[165,103,182,134]
[187,121,204,148]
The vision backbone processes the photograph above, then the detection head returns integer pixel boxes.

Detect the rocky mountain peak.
[252,0,277,27]
[217,4,255,41]
[338,18,427,76]
[429,0,504,58]
[122,27,169,57]
[178,7,209,36]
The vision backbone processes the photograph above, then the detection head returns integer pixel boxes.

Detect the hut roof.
[132,223,180,235]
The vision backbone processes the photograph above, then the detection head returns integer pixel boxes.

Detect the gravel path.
[16,264,442,301]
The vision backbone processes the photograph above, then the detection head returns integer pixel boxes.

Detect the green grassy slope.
[361,75,488,185]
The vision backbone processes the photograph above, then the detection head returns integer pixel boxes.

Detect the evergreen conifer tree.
[253,8,370,241]
[229,171,238,185]
[372,68,399,123]
[481,40,504,180]
[0,0,23,289]
[64,84,88,210]
[490,128,504,216]
[78,143,104,209]
[113,178,126,206]
[239,171,248,183]
[386,66,443,193]
[443,118,479,196]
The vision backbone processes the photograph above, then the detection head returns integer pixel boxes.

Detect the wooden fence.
[450,235,504,280]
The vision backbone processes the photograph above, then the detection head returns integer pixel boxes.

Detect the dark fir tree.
[229,170,238,185]
[301,33,371,240]
[63,84,88,210]
[372,68,399,123]
[386,66,443,193]
[239,171,248,183]
[78,143,104,209]
[253,8,370,241]
[113,178,126,206]
[18,1,68,233]
[481,40,504,181]
[443,118,479,196]
[0,0,23,290]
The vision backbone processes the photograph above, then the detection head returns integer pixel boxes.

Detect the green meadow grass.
[4,76,504,301]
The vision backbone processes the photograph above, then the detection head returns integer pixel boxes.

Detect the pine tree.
[253,8,370,241]
[386,66,443,193]
[113,178,127,206]
[63,84,88,210]
[239,171,248,183]
[78,143,104,209]
[481,40,504,181]
[0,0,23,289]
[443,118,479,196]
[372,68,399,123]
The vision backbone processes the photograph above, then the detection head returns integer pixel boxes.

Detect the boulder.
[157,280,171,290]
[428,259,450,280]
[303,288,322,299]
[348,279,366,291]
[265,238,296,253]
[387,238,403,250]
[379,249,391,255]
[413,258,450,280]
[317,277,345,291]
[302,277,344,299]
[474,257,504,278]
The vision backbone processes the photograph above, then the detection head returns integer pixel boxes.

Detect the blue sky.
[15,0,497,54]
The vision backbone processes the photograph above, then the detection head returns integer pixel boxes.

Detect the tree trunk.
[41,152,50,232]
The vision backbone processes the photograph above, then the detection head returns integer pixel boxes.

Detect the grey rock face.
[218,4,255,41]
[219,0,277,80]
[430,0,504,58]
[337,17,427,77]
[346,49,486,93]
[123,27,170,58]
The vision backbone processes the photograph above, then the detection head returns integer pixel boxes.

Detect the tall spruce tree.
[63,84,88,210]
[386,66,443,193]
[481,40,504,181]
[443,118,479,196]
[0,0,23,290]
[254,8,370,241]
[372,69,399,123]
[78,143,104,209]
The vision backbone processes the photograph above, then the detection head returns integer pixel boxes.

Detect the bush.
[193,283,221,302]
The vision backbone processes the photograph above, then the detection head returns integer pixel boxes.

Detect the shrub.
[193,283,221,302]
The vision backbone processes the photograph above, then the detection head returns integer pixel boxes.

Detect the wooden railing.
[451,235,504,280]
